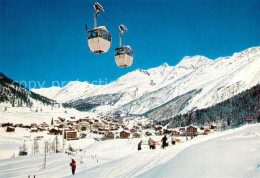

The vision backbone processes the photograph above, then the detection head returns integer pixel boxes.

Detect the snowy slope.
[1,123,259,177]
[139,124,260,178]
[32,47,260,116]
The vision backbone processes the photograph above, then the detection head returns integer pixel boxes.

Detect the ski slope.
[1,123,259,178]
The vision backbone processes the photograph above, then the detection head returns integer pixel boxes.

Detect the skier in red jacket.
[70,159,76,175]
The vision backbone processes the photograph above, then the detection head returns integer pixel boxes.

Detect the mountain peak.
[161,62,169,67]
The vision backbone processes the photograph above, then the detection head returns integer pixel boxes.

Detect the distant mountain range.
[18,47,260,119]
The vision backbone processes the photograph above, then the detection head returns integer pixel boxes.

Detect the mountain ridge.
[32,46,260,118]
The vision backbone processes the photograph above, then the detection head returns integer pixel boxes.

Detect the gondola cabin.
[87,26,111,54]
[86,2,111,54]
[114,24,134,68]
[115,46,134,68]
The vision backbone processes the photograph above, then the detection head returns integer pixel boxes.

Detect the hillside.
[0,73,53,107]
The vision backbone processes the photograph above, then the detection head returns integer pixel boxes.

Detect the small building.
[19,151,28,156]
[186,125,198,136]
[204,128,210,135]
[15,123,23,127]
[163,129,172,134]
[2,122,13,127]
[31,123,38,128]
[145,131,152,136]
[105,132,114,140]
[80,133,87,138]
[179,127,185,132]
[172,130,180,136]
[6,126,15,132]
[133,133,141,138]
[30,128,38,133]
[130,128,137,134]
[64,131,78,140]
[211,125,218,131]
[49,128,62,135]
[120,130,130,139]
[155,126,163,131]
[81,126,87,131]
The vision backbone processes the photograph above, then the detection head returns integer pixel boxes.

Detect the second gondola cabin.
[114,24,134,68]
[115,46,134,68]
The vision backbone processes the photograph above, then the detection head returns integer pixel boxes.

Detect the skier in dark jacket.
[161,135,168,149]
[70,159,76,175]
[138,140,142,151]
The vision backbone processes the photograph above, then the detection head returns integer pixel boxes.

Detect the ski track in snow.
[1,124,260,178]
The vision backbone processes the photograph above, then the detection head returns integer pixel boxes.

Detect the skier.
[171,136,176,145]
[138,140,142,151]
[70,159,76,175]
[148,137,153,149]
[152,141,156,149]
[161,135,168,149]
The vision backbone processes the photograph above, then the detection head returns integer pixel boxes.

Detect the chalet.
[38,127,46,132]
[1,122,13,127]
[179,127,185,132]
[58,117,65,122]
[200,126,205,130]
[98,131,105,135]
[172,130,180,136]
[186,125,198,136]
[120,130,130,139]
[49,128,62,135]
[64,131,78,140]
[30,128,38,133]
[31,123,37,128]
[211,125,218,131]
[39,122,49,128]
[204,128,210,135]
[19,151,28,156]
[81,126,87,131]
[80,133,87,138]
[23,125,31,129]
[133,133,141,138]
[163,129,172,134]
[79,118,88,122]
[6,126,15,132]
[105,132,114,139]
[98,127,105,131]
[130,128,137,134]
[15,123,23,127]
[155,126,163,131]
[93,130,98,134]
[145,131,152,136]
[58,124,66,129]
[93,122,105,128]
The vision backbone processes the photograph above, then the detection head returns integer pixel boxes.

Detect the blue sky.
[1,0,259,88]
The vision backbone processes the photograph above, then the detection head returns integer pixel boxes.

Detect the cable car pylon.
[114,25,134,68]
[85,2,112,54]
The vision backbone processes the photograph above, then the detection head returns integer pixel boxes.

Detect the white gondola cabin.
[87,26,111,54]
[114,25,134,68]
[86,2,111,54]
[115,46,134,68]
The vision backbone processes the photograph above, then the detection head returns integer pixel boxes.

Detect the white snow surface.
[0,123,259,178]
[32,47,260,115]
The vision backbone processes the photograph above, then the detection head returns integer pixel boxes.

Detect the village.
[1,110,219,157]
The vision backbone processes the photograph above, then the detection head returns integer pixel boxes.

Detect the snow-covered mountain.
[0,73,53,107]
[32,47,260,118]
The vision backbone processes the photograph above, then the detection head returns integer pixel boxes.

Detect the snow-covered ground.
[1,122,259,178]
